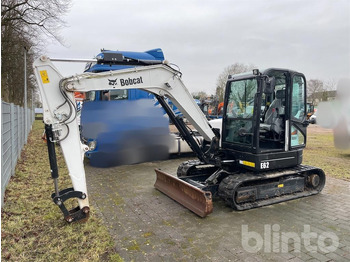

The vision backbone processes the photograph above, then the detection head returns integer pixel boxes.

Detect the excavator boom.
[33,55,217,221]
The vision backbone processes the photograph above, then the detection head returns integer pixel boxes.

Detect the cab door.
[289,73,308,149]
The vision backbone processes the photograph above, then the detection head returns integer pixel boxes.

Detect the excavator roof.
[84,48,164,73]
[230,68,303,80]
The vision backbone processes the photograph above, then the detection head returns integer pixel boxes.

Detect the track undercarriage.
[154,160,326,217]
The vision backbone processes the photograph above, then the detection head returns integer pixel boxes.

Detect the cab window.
[224,78,258,145]
[291,76,306,121]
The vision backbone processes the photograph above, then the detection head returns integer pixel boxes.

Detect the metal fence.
[1,101,35,205]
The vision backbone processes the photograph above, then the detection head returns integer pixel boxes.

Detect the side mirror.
[263,76,275,94]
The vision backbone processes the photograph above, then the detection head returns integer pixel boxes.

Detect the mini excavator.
[33,51,325,222]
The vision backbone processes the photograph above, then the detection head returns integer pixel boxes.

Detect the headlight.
[88,140,97,151]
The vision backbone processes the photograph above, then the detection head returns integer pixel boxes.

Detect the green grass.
[304,126,350,181]
[1,120,123,262]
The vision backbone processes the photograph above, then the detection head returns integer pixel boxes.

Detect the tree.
[1,0,71,105]
[191,91,209,100]
[324,78,337,91]
[215,63,255,103]
[1,0,70,43]
[307,79,324,105]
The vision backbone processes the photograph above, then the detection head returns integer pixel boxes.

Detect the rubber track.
[177,160,218,178]
[218,165,326,210]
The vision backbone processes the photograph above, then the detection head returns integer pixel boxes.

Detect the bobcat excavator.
[33,52,325,222]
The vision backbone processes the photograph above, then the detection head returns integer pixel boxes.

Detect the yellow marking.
[240,160,255,168]
[278,184,284,188]
[40,70,50,84]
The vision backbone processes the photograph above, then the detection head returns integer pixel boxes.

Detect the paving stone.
[85,157,350,261]
[307,251,332,262]
[287,257,304,262]
[293,252,313,261]
[325,251,349,262]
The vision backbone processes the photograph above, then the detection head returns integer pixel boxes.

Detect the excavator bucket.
[154,169,213,217]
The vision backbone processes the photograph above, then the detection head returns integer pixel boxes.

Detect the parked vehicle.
[309,110,317,124]
[80,49,196,167]
[307,102,315,120]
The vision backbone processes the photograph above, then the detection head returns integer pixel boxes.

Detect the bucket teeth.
[154,169,213,217]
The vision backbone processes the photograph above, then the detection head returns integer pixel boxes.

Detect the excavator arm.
[33,55,218,222]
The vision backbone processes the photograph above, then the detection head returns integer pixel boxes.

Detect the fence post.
[17,105,21,160]
[10,104,15,175]
[14,106,18,168]
[19,107,22,152]
[21,107,24,150]
[25,107,29,143]
[29,109,32,132]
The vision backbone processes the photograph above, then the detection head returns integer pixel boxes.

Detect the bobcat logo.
[108,78,118,86]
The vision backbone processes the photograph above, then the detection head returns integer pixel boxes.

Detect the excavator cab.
[168,68,324,215]
[222,69,309,171]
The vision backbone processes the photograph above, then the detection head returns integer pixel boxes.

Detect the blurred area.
[78,48,177,167]
[317,78,350,149]
[81,99,172,167]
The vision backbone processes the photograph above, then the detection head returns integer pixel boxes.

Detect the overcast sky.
[46,0,350,94]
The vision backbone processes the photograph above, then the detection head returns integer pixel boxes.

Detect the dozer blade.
[154,169,213,217]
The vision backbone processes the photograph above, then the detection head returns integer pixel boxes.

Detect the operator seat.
[261,89,285,137]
